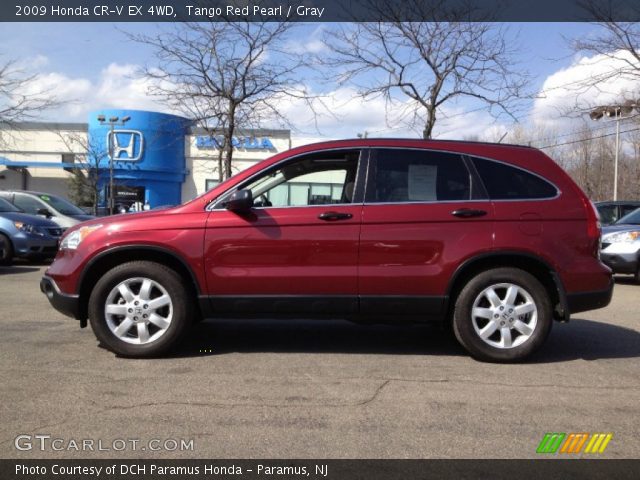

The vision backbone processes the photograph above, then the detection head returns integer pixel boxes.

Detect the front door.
[204,149,365,316]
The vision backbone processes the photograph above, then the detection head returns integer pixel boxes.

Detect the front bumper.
[566,277,614,314]
[14,233,59,258]
[600,251,638,274]
[40,275,84,322]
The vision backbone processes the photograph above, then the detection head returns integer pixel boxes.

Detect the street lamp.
[97,115,131,214]
[590,101,638,201]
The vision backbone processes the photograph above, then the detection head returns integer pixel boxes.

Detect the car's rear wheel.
[452,267,552,362]
[0,234,14,266]
[88,261,192,357]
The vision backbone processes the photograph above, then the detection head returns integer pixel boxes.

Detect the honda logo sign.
[107,130,144,161]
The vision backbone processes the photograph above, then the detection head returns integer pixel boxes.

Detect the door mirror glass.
[225,189,253,212]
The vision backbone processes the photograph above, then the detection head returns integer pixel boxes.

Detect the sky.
[0,21,637,144]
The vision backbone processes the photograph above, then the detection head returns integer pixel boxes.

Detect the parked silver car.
[600,207,640,283]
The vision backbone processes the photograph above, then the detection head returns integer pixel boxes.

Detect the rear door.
[358,148,494,317]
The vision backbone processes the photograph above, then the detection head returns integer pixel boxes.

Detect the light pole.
[97,114,131,214]
[590,102,638,201]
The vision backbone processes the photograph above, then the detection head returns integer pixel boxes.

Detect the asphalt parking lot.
[1,262,639,459]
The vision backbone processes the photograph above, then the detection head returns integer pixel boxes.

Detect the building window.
[205,179,220,191]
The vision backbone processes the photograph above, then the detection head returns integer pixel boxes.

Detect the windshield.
[615,208,640,225]
[37,193,86,216]
[0,197,22,213]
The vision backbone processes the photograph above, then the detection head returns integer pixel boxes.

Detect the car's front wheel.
[452,267,553,362]
[0,234,14,266]
[88,261,192,357]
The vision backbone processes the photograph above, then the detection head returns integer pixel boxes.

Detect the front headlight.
[60,224,102,250]
[603,231,640,244]
[13,221,43,236]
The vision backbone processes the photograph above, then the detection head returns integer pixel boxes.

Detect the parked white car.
[600,207,640,283]
[0,191,94,230]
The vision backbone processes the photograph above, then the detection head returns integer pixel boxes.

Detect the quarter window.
[471,157,557,200]
[367,149,472,203]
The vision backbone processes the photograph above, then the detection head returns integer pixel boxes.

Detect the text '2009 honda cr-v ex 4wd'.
[41,139,613,362]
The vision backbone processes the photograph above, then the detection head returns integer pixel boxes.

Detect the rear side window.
[12,194,45,214]
[367,149,472,203]
[471,157,558,200]
[597,205,618,225]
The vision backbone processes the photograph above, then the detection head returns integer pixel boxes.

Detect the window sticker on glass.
[40,195,51,201]
[408,164,437,201]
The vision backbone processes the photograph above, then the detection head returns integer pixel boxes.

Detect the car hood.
[70,214,96,222]
[66,207,176,231]
[0,211,60,227]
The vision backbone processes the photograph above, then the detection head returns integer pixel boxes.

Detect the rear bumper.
[566,278,614,314]
[40,275,83,320]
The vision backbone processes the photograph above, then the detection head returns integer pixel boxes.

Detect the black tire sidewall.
[453,268,553,362]
[0,234,14,266]
[88,261,191,357]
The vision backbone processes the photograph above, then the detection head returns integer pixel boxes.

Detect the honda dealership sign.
[196,135,275,150]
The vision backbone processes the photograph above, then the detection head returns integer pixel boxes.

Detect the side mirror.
[224,189,253,212]
[37,208,52,218]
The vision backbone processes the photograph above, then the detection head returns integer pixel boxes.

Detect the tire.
[88,261,192,357]
[634,265,640,285]
[452,267,553,363]
[0,234,14,266]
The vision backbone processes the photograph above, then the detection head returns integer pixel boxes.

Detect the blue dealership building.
[0,109,291,210]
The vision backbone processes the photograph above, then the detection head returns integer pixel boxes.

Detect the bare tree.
[128,21,316,181]
[57,131,107,215]
[0,56,59,145]
[323,0,527,139]
[573,2,640,83]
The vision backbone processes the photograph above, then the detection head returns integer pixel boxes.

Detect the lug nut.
[134,301,139,306]
[494,314,499,318]
[143,304,148,309]
[500,321,505,326]
[143,314,148,319]
[499,306,504,311]
[134,316,138,321]
[128,308,133,313]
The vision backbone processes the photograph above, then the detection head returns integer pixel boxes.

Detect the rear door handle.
[451,208,487,218]
[318,211,353,221]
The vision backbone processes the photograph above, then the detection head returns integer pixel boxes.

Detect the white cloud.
[286,25,327,55]
[531,50,640,130]
[14,62,173,122]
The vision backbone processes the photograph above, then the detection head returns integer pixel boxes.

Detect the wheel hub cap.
[104,277,173,345]
[471,282,538,349]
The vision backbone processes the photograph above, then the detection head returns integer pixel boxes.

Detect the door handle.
[451,208,487,218]
[318,211,353,221]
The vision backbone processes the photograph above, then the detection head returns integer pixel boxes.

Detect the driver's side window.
[243,150,360,208]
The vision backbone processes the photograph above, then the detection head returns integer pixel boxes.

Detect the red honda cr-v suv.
[41,139,612,362]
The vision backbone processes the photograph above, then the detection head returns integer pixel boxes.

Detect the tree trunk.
[224,103,236,180]
[423,104,437,139]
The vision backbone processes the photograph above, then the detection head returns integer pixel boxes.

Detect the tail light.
[581,196,601,258]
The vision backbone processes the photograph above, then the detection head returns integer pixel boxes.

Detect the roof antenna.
[497,131,508,143]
